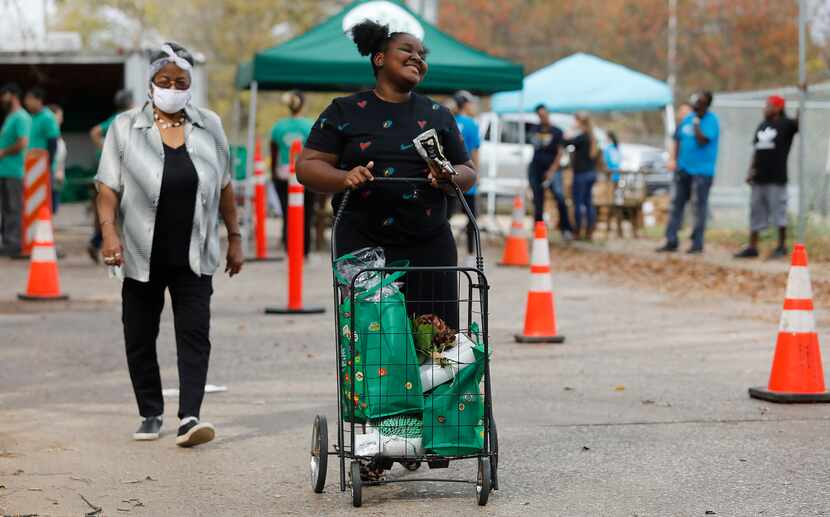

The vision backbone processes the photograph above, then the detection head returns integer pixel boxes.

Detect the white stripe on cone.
[33,219,53,243]
[530,272,552,292]
[288,193,304,206]
[530,239,548,267]
[785,266,812,300]
[31,245,57,263]
[289,174,300,186]
[779,309,817,333]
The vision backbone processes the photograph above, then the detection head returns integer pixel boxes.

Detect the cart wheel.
[476,457,491,506]
[489,415,499,490]
[401,460,421,471]
[350,461,363,507]
[309,415,328,493]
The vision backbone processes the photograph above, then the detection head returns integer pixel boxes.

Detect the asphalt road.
[1,223,829,516]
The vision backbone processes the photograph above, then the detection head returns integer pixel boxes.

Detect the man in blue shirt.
[657,91,720,254]
[450,90,481,265]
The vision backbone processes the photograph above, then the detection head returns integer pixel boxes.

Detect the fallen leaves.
[552,245,830,307]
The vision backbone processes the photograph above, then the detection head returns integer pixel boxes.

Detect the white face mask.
[152,84,191,114]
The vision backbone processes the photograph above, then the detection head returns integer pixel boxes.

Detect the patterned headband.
[149,44,193,79]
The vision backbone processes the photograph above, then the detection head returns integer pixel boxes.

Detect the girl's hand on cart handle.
[343,161,374,190]
[427,160,454,190]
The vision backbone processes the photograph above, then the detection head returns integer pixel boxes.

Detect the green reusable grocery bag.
[339,271,424,423]
[423,342,486,456]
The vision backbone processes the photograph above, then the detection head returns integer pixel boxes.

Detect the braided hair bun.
[351,19,390,57]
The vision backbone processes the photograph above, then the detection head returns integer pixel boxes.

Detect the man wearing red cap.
[734,95,798,259]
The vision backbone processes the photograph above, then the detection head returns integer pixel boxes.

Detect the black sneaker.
[734,246,759,259]
[769,246,789,259]
[133,416,163,441]
[656,243,678,253]
[686,246,703,255]
[175,418,215,447]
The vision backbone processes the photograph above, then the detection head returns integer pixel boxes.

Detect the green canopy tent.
[232,1,523,250]
[235,0,523,94]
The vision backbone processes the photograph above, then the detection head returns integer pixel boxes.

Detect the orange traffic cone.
[18,206,68,301]
[749,244,830,403]
[248,139,281,263]
[498,195,530,267]
[515,222,564,343]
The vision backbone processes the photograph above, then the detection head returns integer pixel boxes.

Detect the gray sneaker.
[769,246,789,259]
[133,416,163,441]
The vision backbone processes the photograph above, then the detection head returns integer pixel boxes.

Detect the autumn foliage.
[438,0,813,99]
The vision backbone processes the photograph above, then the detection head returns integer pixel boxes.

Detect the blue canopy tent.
[491,52,673,113]
[482,54,674,221]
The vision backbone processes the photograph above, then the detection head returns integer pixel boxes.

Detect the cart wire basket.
[309,177,497,507]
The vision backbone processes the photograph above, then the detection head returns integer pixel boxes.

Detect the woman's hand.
[342,161,374,190]
[225,237,244,277]
[101,231,123,266]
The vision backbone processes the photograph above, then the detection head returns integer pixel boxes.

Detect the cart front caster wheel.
[401,460,421,471]
[309,415,328,493]
[476,457,491,506]
[350,461,363,507]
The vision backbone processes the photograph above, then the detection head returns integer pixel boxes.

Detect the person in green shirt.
[24,87,61,214]
[0,83,32,255]
[270,90,314,255]
[87,89,134,262]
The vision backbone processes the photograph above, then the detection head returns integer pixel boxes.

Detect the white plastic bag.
[419,332,478,392]
[354,428,423,457]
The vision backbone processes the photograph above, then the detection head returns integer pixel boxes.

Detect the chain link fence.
[711,82,830,221]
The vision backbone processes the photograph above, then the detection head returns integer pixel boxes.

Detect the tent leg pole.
[518,93,527,235]
[663,104,676,152]
[486,113,498,233]
[243,81,258,258]
[231,92,242,146]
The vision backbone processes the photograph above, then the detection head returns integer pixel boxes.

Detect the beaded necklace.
[154,109,185,129]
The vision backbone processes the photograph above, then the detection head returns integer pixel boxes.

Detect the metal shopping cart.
[308,177,497,507]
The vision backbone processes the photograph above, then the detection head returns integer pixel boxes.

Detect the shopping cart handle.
[330,174,479,264]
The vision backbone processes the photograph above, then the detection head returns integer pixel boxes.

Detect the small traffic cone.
[498,195,530,267]
[18,206,68,301]
[749,244,830,402]
[515,222,564,343]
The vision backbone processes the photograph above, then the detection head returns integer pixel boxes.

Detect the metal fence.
[710,82,830,216]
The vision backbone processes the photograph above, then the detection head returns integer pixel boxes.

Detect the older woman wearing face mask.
[95,42,243,447]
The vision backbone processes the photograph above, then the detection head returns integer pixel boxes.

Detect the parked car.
[617,143,672,195]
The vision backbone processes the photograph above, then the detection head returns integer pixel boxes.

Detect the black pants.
[274,178,315,256]
[122,266,213,419]
[0,177,23,251]
[448,193,477,255]
[336,223,459,330]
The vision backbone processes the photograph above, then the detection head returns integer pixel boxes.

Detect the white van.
[475,112,607,199]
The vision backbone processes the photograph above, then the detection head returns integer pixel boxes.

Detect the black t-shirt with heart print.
[305,90,469,246]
